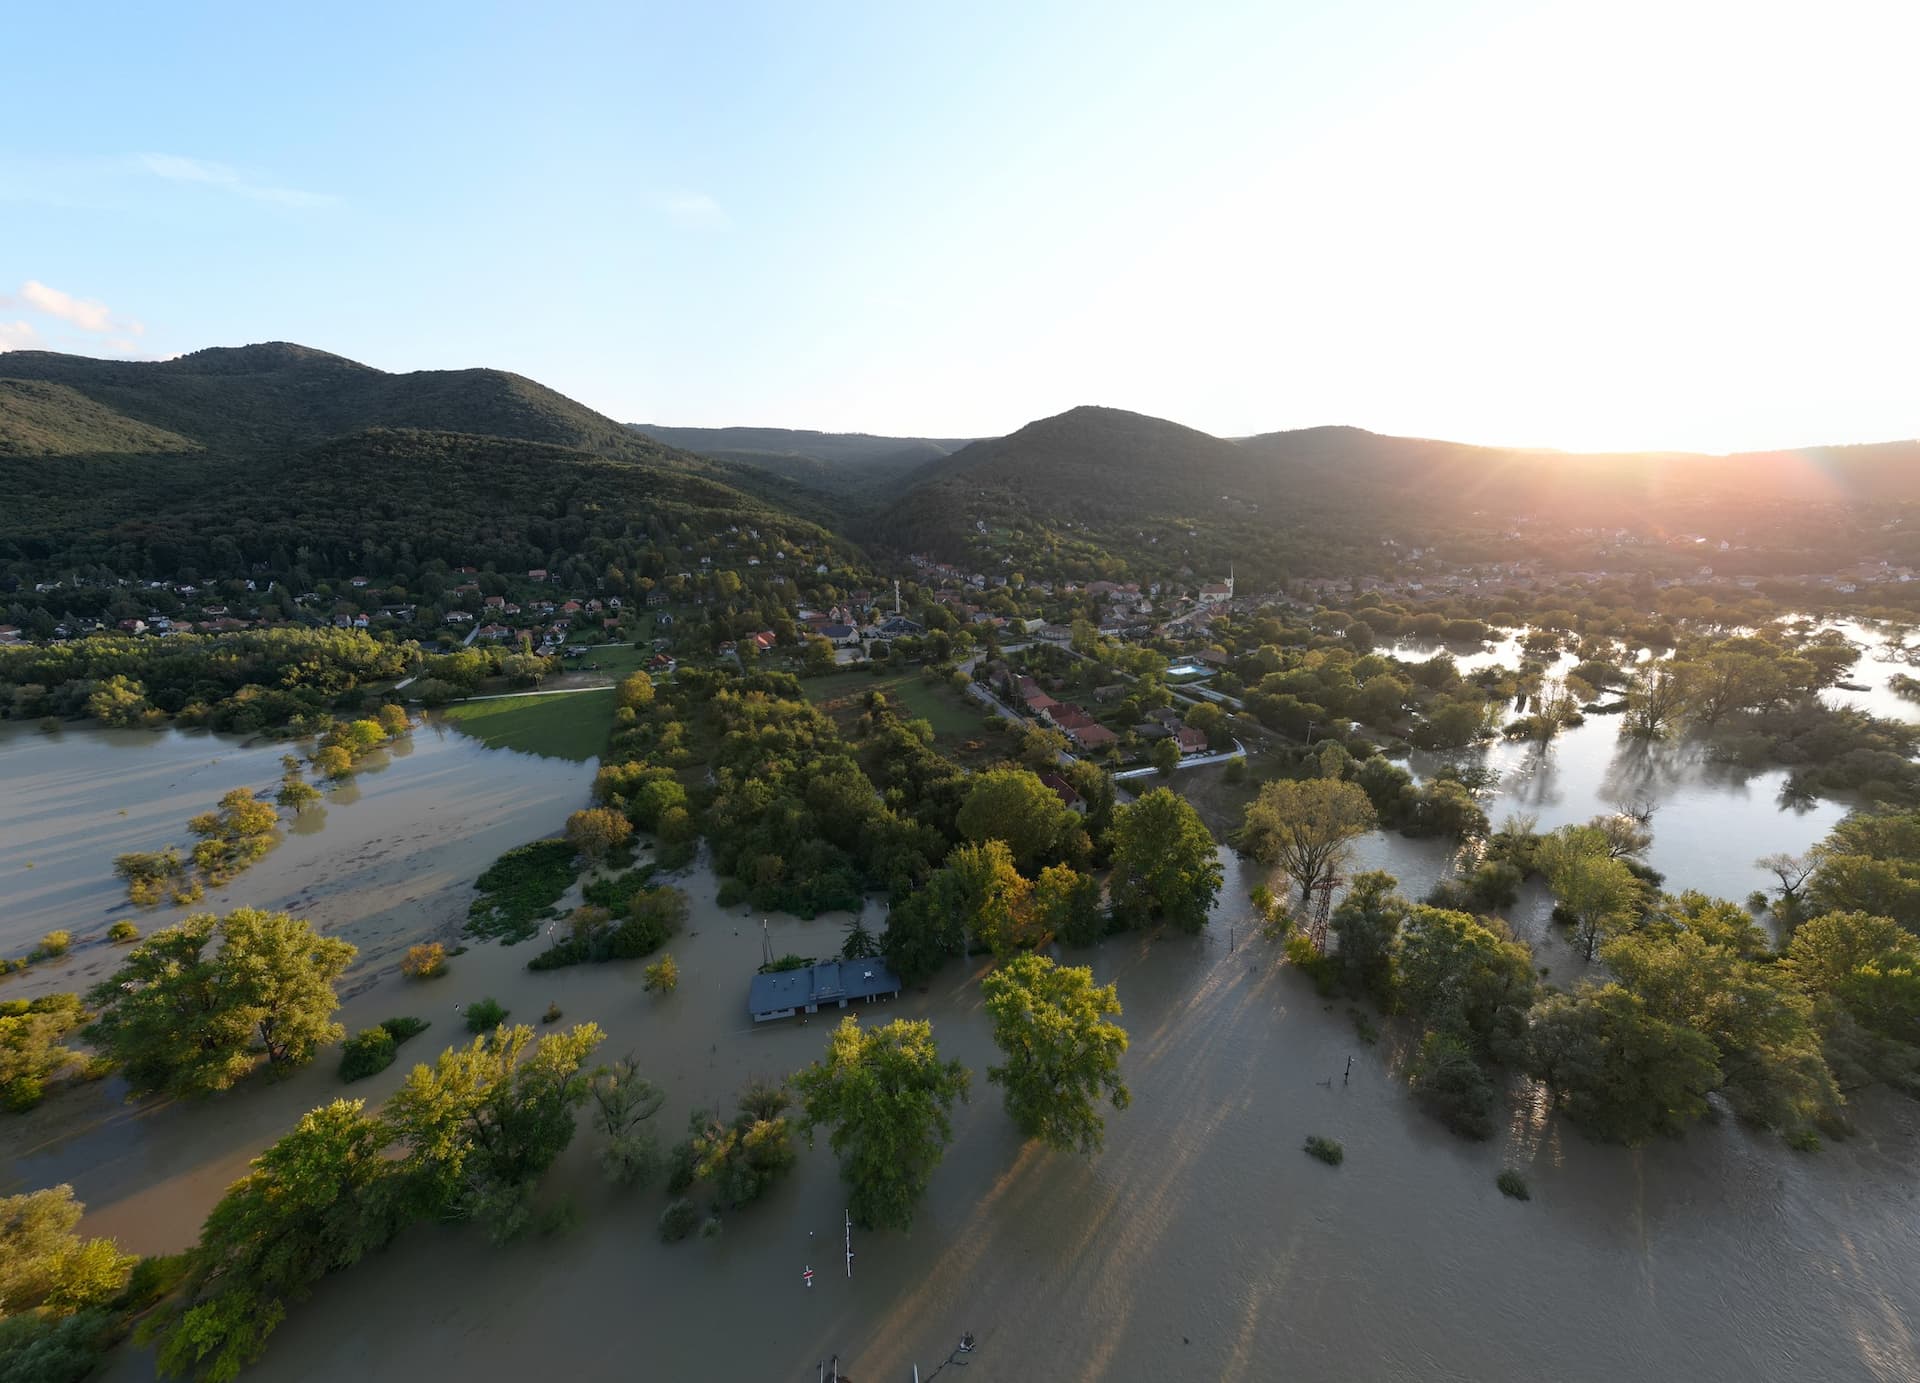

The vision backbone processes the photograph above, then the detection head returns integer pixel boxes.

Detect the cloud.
[138,152,338,208]
[662,190,730,230]
[0,320,42,352]
[0,280,145,343]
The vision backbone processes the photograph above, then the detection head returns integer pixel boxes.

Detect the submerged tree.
[1107,788,1221,932]
[982,954,1130,1155]
[791,1017,970,1232]
[1237,778,1376,909]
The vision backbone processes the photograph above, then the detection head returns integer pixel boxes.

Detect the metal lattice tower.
[1305,875,1345,953]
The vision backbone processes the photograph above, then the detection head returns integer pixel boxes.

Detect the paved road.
[1112,739,1248,781]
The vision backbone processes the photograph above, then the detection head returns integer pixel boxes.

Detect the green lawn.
[439,688,616,762]
[806,666,988,743]
[557,640,651,681]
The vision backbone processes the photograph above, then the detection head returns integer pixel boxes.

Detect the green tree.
[1395,906,1536,1062]
[1237,778,1377,908]
[1107,787,1221,933]
[589,1054,667,1187]
[0,994,89,1112]
[1527,984,1720,1145]
[218,909,356,1071]
[146,1101,398,1383]
[0,1184,136,1318]
[982,954,1130,1154]
[384,1023,604,1239]
[803,636,837,675]
[1542,832,1644,961]
[955,768,1074,871]
[1032,864,1106,947]
[1327,871,1409,1001]
[791,1017,970,1232]
[1150,737,1181,775]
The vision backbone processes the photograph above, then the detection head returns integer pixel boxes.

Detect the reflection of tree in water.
[1601,733,1712,805]
[290,803,328,836]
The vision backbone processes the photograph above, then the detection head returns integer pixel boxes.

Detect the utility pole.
[845,1208,853,1278]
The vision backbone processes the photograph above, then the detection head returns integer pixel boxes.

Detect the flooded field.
[0,719,595,1000]
[51,855,1920,1383]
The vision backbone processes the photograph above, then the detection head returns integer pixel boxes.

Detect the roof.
[749,959,902,1017]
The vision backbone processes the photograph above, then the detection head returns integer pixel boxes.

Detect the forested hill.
[1,427,839,580]
[877,404,1920,566]
[0,342,654,460]
[631,422,978,495]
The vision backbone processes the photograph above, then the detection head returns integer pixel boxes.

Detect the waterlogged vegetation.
[465,839,581,942]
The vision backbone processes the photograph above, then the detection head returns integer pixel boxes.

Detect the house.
[820,623,860,647]
[1175,727,1210,756]
[0,626,22,645]
[484,595,506,609]
[876,616,924,638]
[1069,723,1119,751]
[444,611,475,625]
[645,589,671,607]
[648,653,677,674]
[1039,772,1084,814]
[749,959,903,1023]
[477,623,512,641]
[750,630,777,652]
[528,568,549,582]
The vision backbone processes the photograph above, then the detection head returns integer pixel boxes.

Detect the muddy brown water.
[3,721,1918,1381]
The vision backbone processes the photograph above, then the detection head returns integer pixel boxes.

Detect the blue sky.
[5,0,1917,451]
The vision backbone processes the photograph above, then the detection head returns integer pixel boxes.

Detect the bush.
[1284,934,1339,995]
[1496,1169,1531,1200]
[465,996,509,1032]
[666,1140,697,1194]
[34,930,72,959]
[658,1197,702,1243]
[1304,1135,1344,1165]
[107,920,140,944]
[715,878,749,908]
[400,942,447,979]
[542,1002,563,1025]
[1409,1029,1497,1140]
[581,865,658,911]
[338,1027,398,1082]
[381,1016,430,1043]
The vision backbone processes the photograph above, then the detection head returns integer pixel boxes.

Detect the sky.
[4,0,1917,453]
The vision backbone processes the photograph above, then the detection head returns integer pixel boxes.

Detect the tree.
[688,1080,799,1209]
[791,1017,970,1232]
[274,768,320,814]
[955,768,1072,872]
[218,909,356,1071]
[1032,864,1105,947]
[312,745,353,780]
[384,1023,605,1239]
[1,994,89,1112]
[376,703,411,738]
[147,1101,399,1383]
[85,911,352,1097]
[1539,827,1645,961]
[1757,851,1817,925]
[400,942,446,979]
[643,955,680,993]
[0,1184,136,1318]
[1328,871,1409,1000]
[982,954,1130,1154]
[565,807,633,862]
[1622,662,1687,738]
[1237,778,1376,908]
[1107,788,1221,933]
[615,670,655,713]
[1526,985,1720,1145]
[1409,1029,1497,1139]
[1150,737,1181,775]
[589,1054,667,1187]
[1395,906,1536,1061]
[802,636,837,675]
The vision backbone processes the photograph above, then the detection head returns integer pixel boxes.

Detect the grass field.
[805,667,988,742]
[439,688,615,762]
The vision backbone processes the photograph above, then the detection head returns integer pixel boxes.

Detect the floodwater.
[4,672,1918,1382]
[55,857,1920,1383]
[0,720,595,1000]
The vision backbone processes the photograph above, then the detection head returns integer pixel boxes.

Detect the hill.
[877,405,1920,582]
[0,379,201,456]
[631,423,976,495]
[0,342,653,459]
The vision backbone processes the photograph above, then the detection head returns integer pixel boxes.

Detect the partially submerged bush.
[465,997,509,1032]
[1496,1169,1531,1200]
[658,1197,701,1243]
[1304,1135,1344,1166]
[400,942,447,979]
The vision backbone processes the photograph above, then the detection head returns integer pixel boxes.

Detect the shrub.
[698,1216,724,1240]
[401,942,447,979]
[465,997,509,1032]
[658,1197,701,1243]
[643,955,680,993]
[582,865,657,911]
[380,1015,431,1043]
[1496,1169,1531,1200]
[1304,1135,1344,1165]
[34,930,73,959]
[666,1140,697,1194]
[338,1027,398,1082]
[107,921,140,944]
[715,878,749,908]
[1284,934,1340,995]
[466,839,580,943]
[542,1002,563,1025]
